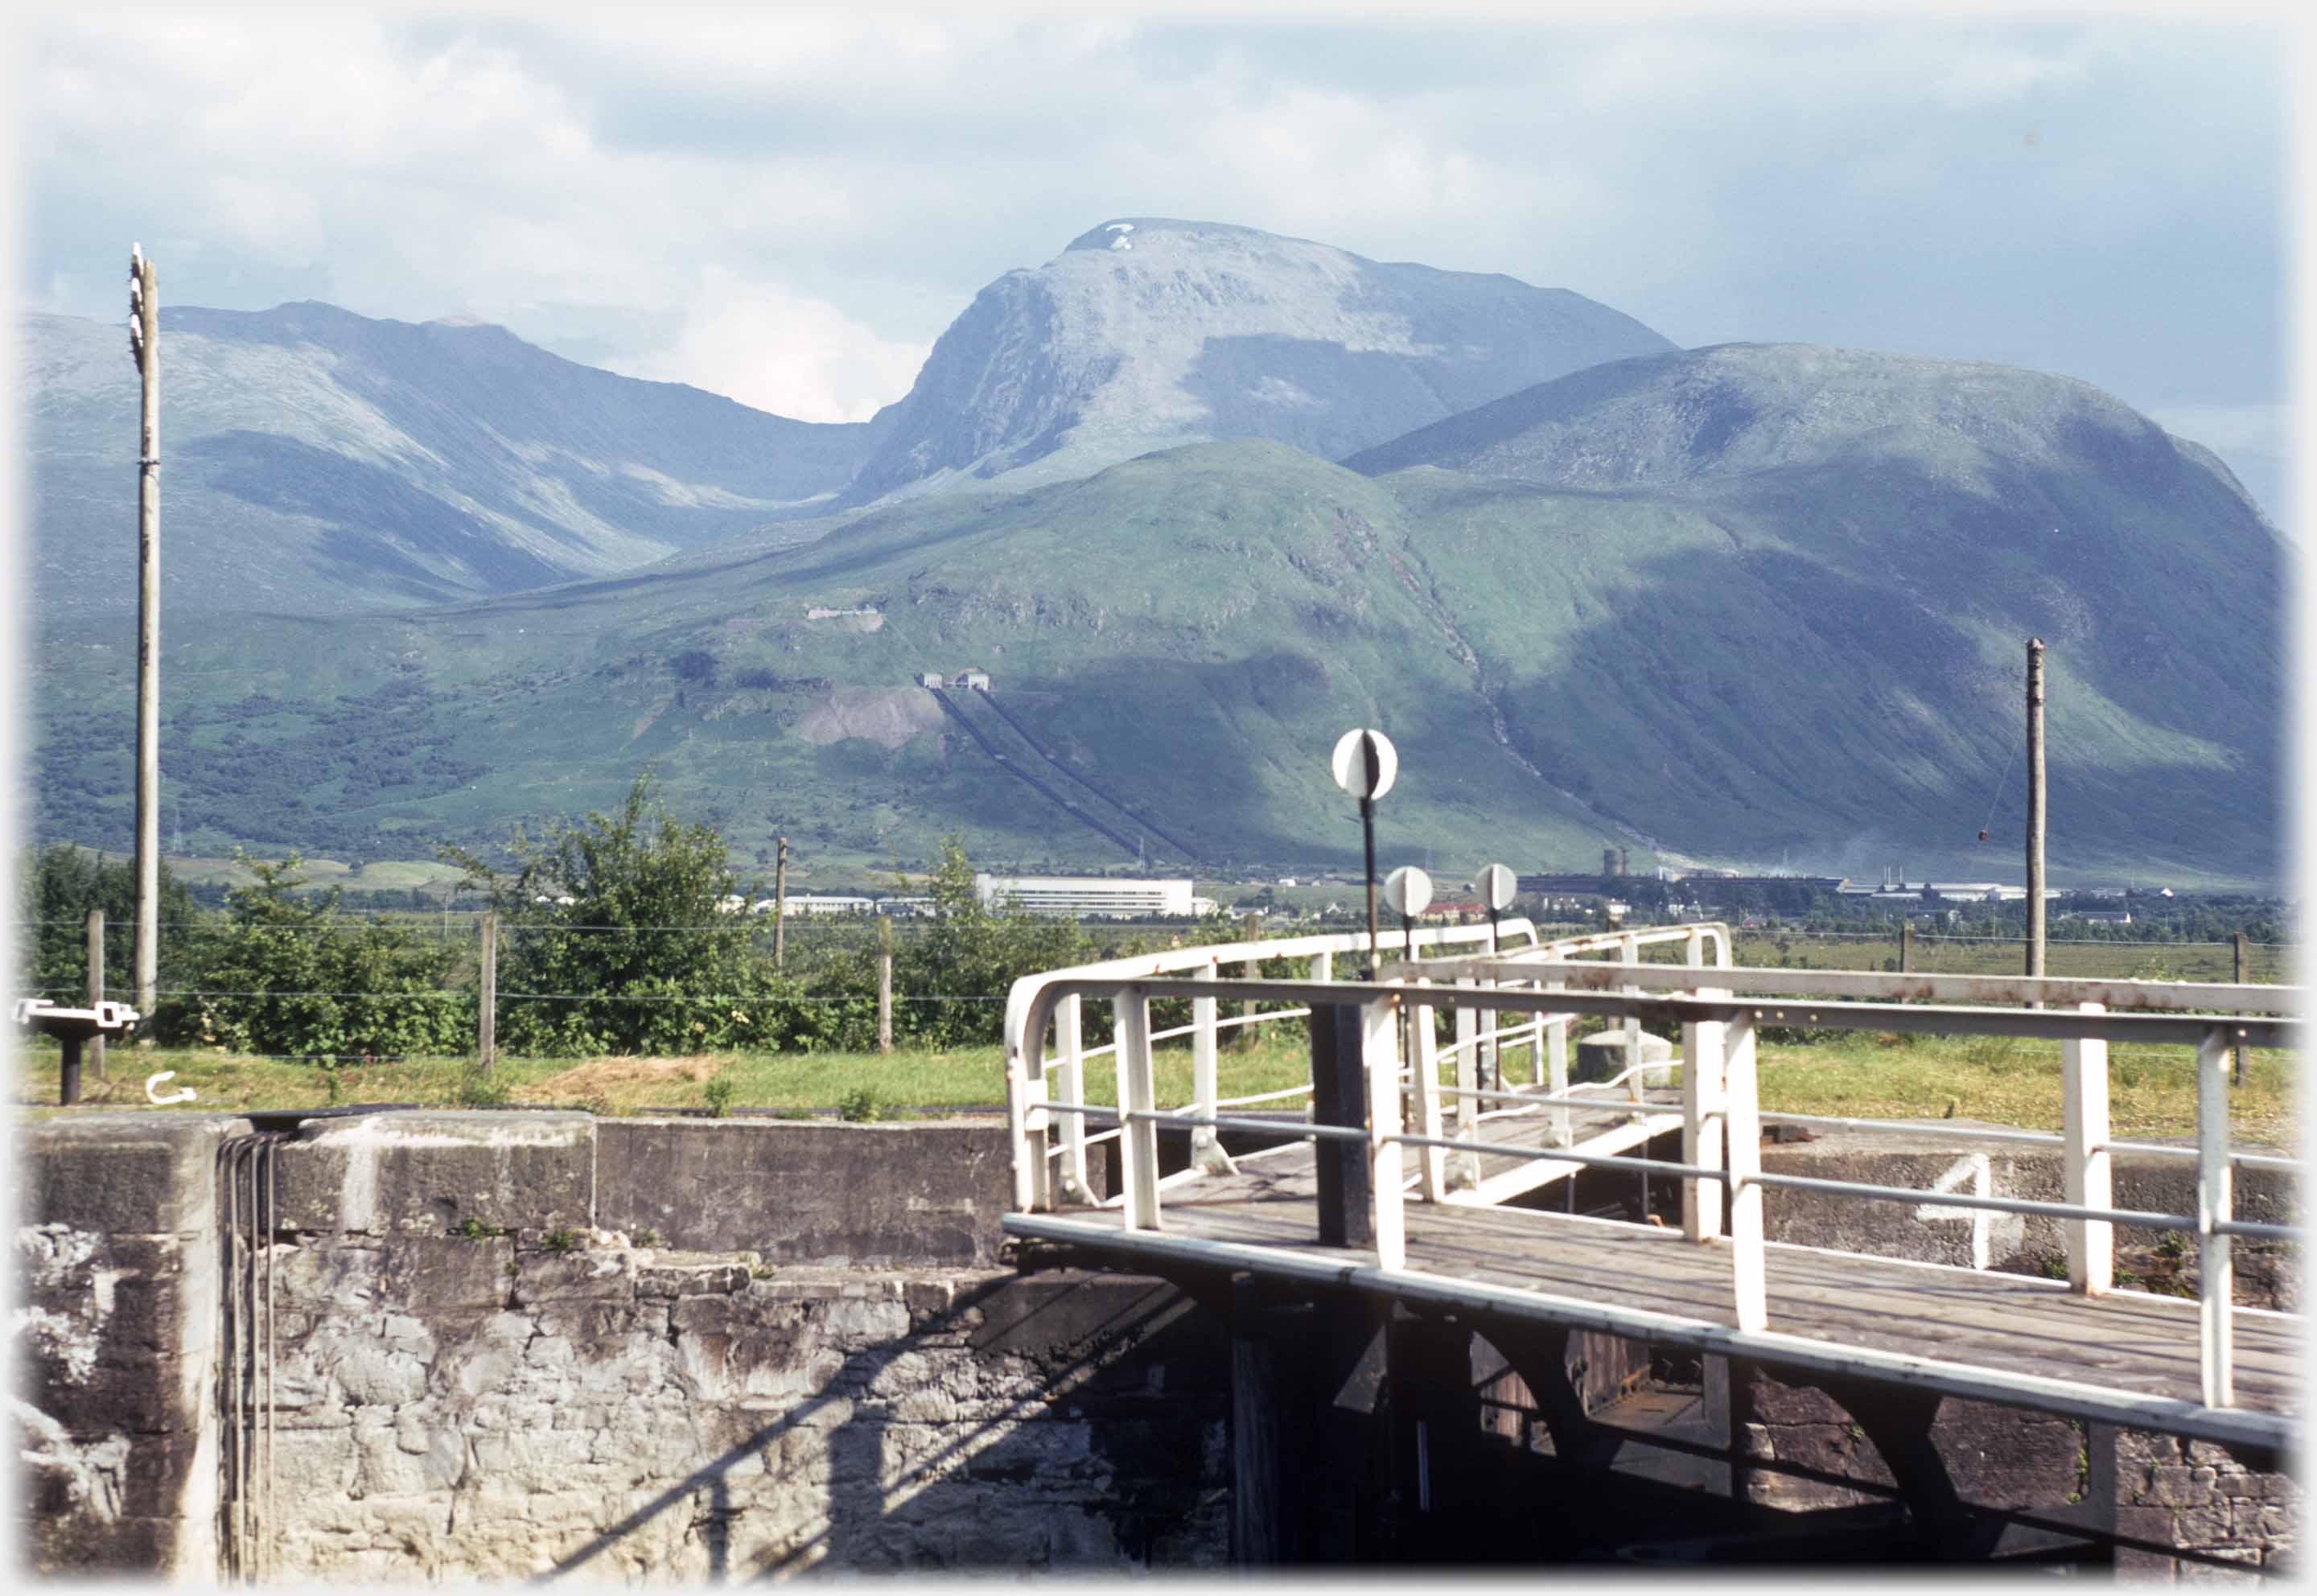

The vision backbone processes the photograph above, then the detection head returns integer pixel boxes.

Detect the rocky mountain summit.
[841,218,1673,504]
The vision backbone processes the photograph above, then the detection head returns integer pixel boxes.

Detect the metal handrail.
[1003,944,2301,1418]
[1003,919,1735,1207]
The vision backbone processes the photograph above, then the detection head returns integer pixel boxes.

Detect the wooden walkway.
[1009,1140,2300,1451]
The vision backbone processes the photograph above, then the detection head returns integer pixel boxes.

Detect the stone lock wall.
[15,1111,1229,1579]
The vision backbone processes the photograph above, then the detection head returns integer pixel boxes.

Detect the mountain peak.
[842,218,1673,504]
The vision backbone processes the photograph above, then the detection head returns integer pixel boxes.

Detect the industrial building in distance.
[974,874,1215,918]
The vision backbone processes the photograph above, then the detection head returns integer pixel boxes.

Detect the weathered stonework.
[15,1110,1225,1578]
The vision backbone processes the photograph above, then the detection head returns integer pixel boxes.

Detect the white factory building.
[974,874,1205,918]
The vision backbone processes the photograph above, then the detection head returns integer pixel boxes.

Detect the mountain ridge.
[23,302,879,614]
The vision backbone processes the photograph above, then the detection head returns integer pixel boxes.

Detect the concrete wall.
[14,1113,245,1577]
[15,1112,1225,1579]
[14,1107,2300,1577]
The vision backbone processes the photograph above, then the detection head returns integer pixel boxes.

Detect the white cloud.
[17,11,2284,435]
[619,268,931,423]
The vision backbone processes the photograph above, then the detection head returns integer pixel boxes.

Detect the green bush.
[443,776,794,1056]
[155,855,471,1056]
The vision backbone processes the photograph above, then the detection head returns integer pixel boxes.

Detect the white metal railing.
[1002,919,1730,1209]
[1003,936,2301,1417]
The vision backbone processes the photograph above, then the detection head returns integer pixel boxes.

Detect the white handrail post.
[1723,1010,1767,1331]
[1006,1034,1039,1212]
[2196,1026,2234,1408]
[1113,993,1162,1231]
[1412,993,1447,1202]
[1621,934,1643,1103]
[1314,948,1332,985]
[2061,1001,2111,1294]
[1365,997,1406,1269]
[1453,977,1480,1188]
[1685,928,1703,970]
[1191,961,1225,1171]
[1546,1015,1571,1149]
[1023,1066,1052,1211]
[1527,979,1546,1087]
[1479,965,1499,1094]
[1682,986,1727,1243]
[1057,993,1088,1203]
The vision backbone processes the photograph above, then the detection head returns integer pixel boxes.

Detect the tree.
[441,775,804,1055]
[158,855,469,1057]
[896,837,1092,1048]
[15,844,199,1003]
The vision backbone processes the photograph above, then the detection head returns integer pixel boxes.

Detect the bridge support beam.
[1310,1005,1373,1248]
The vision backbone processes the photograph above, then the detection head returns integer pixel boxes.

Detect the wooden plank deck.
[1010,1139,2300,1450]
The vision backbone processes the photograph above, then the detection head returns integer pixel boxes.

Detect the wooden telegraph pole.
[130,245,162,1025]
[772,837,790,969]
[2026,637,2047,985]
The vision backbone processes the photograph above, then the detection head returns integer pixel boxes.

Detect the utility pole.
[129,245,161,1026]
[772,837,790,969]
[2026,637,2046,985]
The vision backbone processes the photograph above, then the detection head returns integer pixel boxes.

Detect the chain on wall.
[215,1133,284,1582]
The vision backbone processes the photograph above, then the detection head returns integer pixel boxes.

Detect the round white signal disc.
[1382,865,1432,917]
[1330,728,1399,800]
[1479,862,1517,912]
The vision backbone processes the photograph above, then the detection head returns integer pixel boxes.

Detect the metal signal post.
[1331,729,1398,980]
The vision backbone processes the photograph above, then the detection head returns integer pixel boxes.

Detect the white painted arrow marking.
[1915,1150,1993,1270]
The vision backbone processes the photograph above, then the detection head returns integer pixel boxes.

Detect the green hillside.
[29,417,2283,886]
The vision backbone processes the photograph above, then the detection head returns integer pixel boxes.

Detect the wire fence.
[11,913,2294,1067]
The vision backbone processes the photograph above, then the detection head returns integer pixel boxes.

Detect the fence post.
[478,912,497,1071]
[1364,997,1406,1270]
[2061,1002,2111,1294]
[877,915,893,1055]
[2224,936,2242,1084]
[1113,993,1161,1231]
[1192,961,1227,1170]
[1313,948,1332,985]
[1899,923,1914,974]
[85,908,106,1081]
[1681,987,1726,1243]
[2196,1026,2234,1408]
[1723,1010,1766,1331]
[1057,994,1087,1202]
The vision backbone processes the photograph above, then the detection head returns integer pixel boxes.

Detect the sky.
[14,9,2299,518]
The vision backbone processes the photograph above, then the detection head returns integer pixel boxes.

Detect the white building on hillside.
[974,874,1196,918]
[752,895,877,916]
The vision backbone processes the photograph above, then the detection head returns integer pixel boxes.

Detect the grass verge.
[11,1027,2296,1150]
